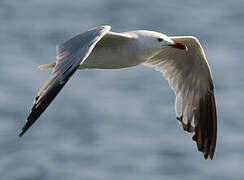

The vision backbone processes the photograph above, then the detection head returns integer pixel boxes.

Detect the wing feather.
[19,25,111,137]
[143,36,217,159]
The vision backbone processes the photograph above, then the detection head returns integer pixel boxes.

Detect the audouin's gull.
[19,25,217,160]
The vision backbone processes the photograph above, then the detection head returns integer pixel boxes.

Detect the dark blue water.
[1,0,244,179]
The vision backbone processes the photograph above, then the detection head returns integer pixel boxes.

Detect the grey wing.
[19,25,111,137]
[143,36,217,159]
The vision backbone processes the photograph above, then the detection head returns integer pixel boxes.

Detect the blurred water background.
[0,0,244,179]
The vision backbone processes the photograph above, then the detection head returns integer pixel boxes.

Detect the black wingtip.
[18,131,24,138]
[18,71,71,138]
[192,87,217,160]
[18,120,31,137]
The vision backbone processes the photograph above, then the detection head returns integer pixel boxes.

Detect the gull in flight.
[19,25,217,159]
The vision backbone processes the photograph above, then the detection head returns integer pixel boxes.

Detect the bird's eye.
[157,38,163,42]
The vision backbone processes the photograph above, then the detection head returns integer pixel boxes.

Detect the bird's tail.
[38,62,56,71]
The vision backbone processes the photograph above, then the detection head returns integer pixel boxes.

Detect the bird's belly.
[80,48,144,69]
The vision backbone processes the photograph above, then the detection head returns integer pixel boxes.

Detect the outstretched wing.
[143,36,217,159]
[19,25,111,137]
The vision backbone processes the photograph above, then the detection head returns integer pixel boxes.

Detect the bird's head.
[135,30,188,54]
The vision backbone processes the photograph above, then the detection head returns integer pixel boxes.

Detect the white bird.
[19,25,217,159]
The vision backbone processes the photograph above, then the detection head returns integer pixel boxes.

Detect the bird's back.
[80,31,147,69]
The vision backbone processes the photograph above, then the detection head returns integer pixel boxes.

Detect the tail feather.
[38,62,56,71]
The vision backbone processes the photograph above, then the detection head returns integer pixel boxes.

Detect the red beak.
[170,41,188,51]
